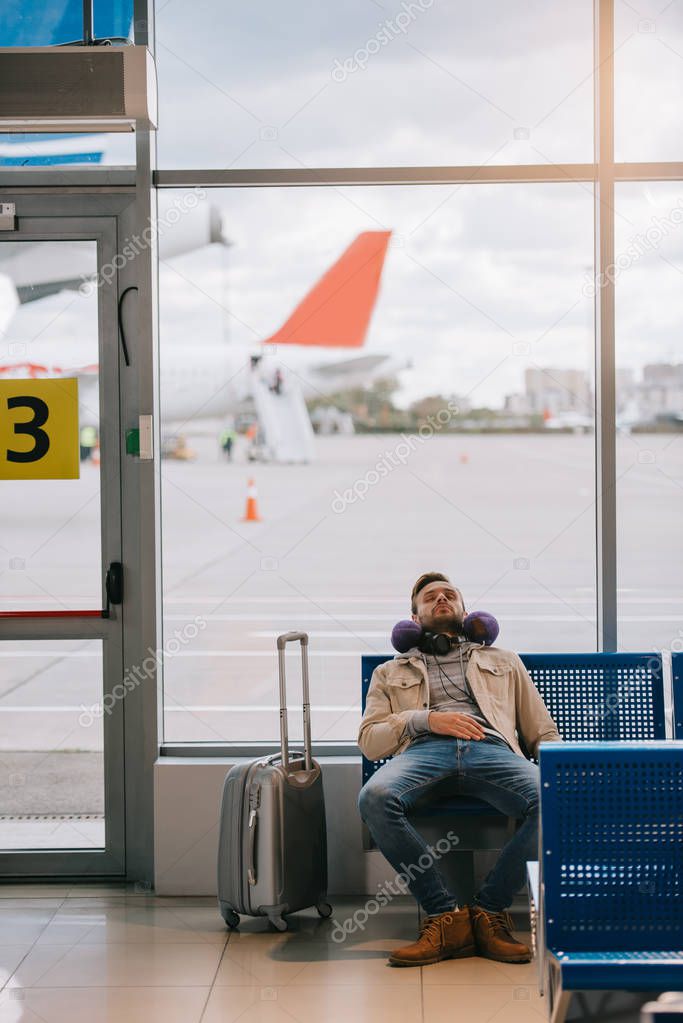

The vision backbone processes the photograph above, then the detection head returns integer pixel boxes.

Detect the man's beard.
[425,612,464,635]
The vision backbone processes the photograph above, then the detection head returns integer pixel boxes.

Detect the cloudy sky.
[4,1,682,407]
[147,0,683,406]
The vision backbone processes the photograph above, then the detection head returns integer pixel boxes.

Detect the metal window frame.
[0,0,160,885]
[594,0,617,652]
[159,743,361,759]
[8,0,678,780]
[153,163,683,188]
[0,208,128,877]
[149,0,683,762]
[152,2,681,719]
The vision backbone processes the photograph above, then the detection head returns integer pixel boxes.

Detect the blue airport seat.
[361,653,668,912]
[538,742,683,1023]
[361,651,666,804]
[361,653,504,815]
[518,652,666,742]
[672,652,683,739]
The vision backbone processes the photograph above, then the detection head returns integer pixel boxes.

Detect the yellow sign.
[0,378,80,480]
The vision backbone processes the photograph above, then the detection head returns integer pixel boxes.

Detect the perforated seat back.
[672,652,683,739]
[361,655,394,785]
[361,652,666,785]
[521,653,665,743]
[540,742,683,953]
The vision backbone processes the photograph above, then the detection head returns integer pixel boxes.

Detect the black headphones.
[418,630,457,656]
[391,612,499,655]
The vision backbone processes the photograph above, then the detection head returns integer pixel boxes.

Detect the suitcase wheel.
[222,908,240,930]
[316,901,333,918]
[269,916,288,932]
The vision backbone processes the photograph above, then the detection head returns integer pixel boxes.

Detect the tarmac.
[1,431,682,845]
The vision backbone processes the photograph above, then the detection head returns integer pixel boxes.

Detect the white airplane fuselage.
[0,339,396,429]
[0,119,396,458]
[160,344,395,424]
[0,211,395,442]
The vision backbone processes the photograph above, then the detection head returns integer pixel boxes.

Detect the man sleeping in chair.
[357,571,560,968]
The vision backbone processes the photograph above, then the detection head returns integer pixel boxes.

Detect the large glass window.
[0,241,102,612]
[615,182,683,651]
[615,0,683,162]
[159,184,595,743]
[0,640,104,850]
[153,2,683,748]
[155,0,593,169]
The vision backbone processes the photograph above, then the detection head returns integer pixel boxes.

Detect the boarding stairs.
[252,373,315,463]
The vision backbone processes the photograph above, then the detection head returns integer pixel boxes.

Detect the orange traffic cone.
[242,478,262,522]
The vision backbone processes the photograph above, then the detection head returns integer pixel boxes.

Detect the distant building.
[503,362,683,426]
[637,363,683,419]
[503,392,531,415]
[524,368,592,416]
[643,363,683,386]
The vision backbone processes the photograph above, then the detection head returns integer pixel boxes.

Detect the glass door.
[0,211,125,876]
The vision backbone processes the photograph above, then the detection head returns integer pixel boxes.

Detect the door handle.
[103,561,123,617]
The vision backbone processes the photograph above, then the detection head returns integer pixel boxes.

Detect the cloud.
[149,0,683,404]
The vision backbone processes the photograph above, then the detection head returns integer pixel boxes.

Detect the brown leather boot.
[470,905,531,963]
[388,907,476,967]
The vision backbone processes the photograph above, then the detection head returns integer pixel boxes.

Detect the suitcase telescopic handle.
[259,750,304,767]
[276,632,312,771]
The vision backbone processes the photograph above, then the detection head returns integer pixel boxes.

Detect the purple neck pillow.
[391,611,499,654]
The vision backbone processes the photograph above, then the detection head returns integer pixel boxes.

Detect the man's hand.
[428,711,486,739]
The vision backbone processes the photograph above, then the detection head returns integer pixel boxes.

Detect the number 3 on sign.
[0,378,80,480]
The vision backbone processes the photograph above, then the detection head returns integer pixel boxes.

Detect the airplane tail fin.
[264,230,391,348]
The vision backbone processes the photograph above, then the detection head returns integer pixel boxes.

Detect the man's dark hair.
[411,571,452,614]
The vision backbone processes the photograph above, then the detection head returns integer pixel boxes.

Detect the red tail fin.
[264,230,391,348]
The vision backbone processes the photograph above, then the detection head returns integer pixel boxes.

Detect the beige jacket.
[358,646,561,762]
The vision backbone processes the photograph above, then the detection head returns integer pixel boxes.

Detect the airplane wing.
[0,194,229,304]
[0,241,97,300]
[310,353,389,377]
[17,279,88,303]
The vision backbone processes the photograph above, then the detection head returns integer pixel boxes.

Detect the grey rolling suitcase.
[217,631,332,931]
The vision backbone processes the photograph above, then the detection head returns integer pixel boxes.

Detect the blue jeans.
[357,734,540,916]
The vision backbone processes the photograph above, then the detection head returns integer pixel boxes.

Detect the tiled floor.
[0,885,544,1022]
